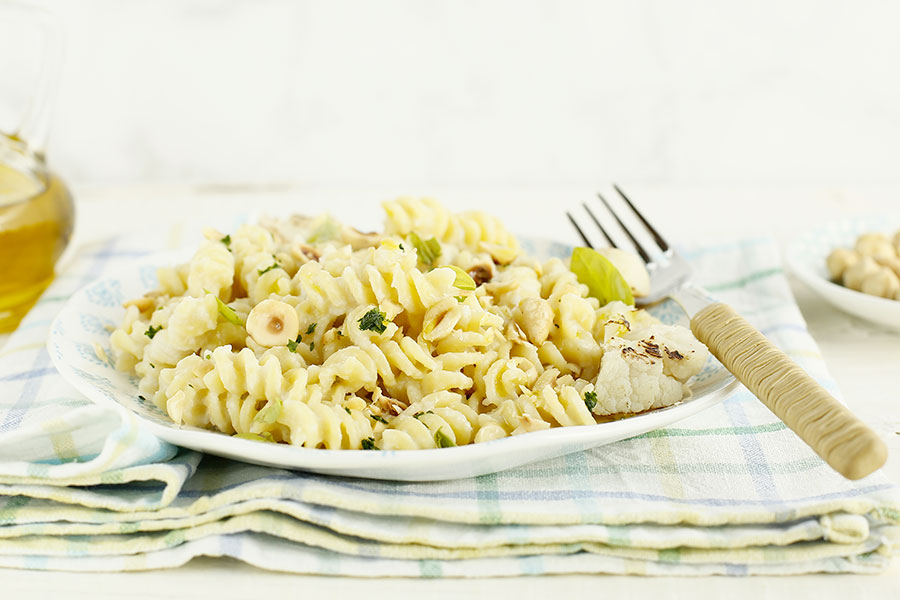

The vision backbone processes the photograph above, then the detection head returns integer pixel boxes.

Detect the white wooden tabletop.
[2,183,898,598]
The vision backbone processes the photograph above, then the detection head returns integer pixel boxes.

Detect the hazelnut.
[861,267,900,299]
[855,233,896,262]
[246,299,300,347]
[825,248,859,281]
[515,298,554,345]
[842,256,880,291]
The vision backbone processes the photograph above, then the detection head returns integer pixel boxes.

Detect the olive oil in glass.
[0,133,74,332]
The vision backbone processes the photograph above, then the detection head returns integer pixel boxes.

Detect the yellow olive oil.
[0,133,74,332]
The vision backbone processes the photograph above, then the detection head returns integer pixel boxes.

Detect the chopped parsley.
[306,323,317,335]
[413,410,433,420]
[205,353,211,360]
[358,308,389,334]
[370,414,388,424]
[221,234,232,250]
[308,341,315,351]
[145,325,162,339]
[434,428,456,448]
[455,296,466,302]
[149,363,155,369]
[399,243,405,250]
[286,335,302,352]
[344,406,352,415]
[138,395,146,402]
[361,437,377,450]
[258,262,280,276]
[584,390,598,412]
[410,231,441,266]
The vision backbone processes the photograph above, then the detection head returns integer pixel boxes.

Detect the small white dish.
[47,239,739,481]
[785,216,900,332]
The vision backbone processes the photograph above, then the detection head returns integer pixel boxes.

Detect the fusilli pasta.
[110,198,708,450]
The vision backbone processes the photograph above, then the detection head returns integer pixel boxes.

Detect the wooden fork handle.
[690,302,887,480]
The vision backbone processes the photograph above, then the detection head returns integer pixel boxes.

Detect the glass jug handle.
[9,3,63,159]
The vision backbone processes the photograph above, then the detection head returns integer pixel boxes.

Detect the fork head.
[566,185,693,305]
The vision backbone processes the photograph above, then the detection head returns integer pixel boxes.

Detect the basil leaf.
[445,265,476,291]
[234,431,276,443]
[434,428,456,448]
[569,247,634,306]
[410,232,441,266]
[253,398,282,425]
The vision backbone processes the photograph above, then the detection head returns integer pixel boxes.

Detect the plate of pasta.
[48,198,739,481]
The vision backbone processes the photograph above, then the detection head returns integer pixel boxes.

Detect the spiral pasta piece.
[111,197,709,451]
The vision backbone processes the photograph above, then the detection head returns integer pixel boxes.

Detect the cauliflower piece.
[589,323,708,416]
[625,323,709,381]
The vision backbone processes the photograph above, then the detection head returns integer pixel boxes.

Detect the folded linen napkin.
[0,234,897,576]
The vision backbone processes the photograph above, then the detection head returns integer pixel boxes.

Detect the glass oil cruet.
[0,3,75,333]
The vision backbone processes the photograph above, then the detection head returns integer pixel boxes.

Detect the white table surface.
[2,183,898,598]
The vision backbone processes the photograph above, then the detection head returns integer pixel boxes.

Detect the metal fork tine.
[595,192,652,263]
[581,203,616,248]
[566,212,594,248]
[613,184,670,252]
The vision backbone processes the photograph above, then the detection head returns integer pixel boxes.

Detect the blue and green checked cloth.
[0,233,898,576]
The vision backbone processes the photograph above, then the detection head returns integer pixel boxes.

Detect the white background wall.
[3,0,899,187]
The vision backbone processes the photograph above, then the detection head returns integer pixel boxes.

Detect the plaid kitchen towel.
[0,232,897,576]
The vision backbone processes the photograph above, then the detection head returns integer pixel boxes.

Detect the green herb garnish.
[569,247,634,306]
[455,296,466,302]
[213,295,244,326]
[145,325,162,339]
[370,414,388,424]
[413,410,433,420]
[399,243,405,250]
[221,234,231,250]
[584,390,598,412]
[149,363,155,369]
[344,407,352,415]
[258,262,280,276]
[434,428,456,448]
[446,265,476,291]
[253,398,282,425]
[361,437,377,450]
[307,216,340,244]
[234,432,276,443]
[410,232,441,266]
[306,323,317,335]
[358,308,389,333]
[308,341,315,351]
[286,335,302,352]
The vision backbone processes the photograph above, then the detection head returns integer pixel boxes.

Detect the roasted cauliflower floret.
[588,323,708,416]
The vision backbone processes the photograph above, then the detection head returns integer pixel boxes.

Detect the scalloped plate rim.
[47,242,740,481]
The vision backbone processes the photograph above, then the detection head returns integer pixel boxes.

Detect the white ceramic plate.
[47,239,739,481]
[785,216,900,332]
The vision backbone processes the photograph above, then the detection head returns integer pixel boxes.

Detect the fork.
[567,186,887,480]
